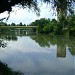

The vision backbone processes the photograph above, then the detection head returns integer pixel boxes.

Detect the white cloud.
[0,3,57,25]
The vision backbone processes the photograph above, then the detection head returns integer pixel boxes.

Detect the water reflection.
[30,35,75,57]
[0,29,75,75]
[0,28,18,48]
[0,28,35,37]
[0,28,18,41]
[0,39,7,48]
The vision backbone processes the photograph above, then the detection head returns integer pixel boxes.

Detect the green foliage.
[30,34,75,56]
[0,14,75,36]
[28,15,75,36]
[29,18,50,33]
[43,25,50,33]
[29,18,57,34]
[67,15,75,36]
[0,22,7,26]
[11,23,16,26]
[17,22,26,26]
[0,22,27,26]
[54,22,63,35]
[19,22,23,26]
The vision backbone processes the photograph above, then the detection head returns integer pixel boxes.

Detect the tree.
[68,15,75,35]
[0,0,40,14]
[43,25,51,34]
[0,22,7,26]
[23,24,26,26]
[29,18,50,33]
[19,22,23,26]
[11,23,16,26]
[0,0,75,21]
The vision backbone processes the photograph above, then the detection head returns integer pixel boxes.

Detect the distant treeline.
[0,15,75,36]
[0,22,26,26]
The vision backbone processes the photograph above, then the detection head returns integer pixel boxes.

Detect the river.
[0,29,75,75]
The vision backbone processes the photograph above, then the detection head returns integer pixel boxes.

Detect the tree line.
[29,15,75,36]
[0,22,26,26]
[0,14,75,36]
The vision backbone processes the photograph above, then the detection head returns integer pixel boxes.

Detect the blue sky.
[0,3,57,25]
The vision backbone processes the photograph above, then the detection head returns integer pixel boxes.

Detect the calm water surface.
[0,29,75,75]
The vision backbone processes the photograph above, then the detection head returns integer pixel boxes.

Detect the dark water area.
[0,28,75,75]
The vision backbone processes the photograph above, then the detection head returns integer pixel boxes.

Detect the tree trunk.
[57,1,67,21]
[57,8,67,21]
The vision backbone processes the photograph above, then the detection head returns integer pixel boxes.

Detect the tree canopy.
[0,0,75,13]
[0,0,39,13]
[0,0,75,21]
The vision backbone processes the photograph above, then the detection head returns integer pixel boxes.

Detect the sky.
[0,3,57,25]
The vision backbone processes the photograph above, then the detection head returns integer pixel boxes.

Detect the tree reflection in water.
[0,29,74,75]
[0,61,23,75]
[30,34,75,57]
[0,39,7,48]
[0,29,23,75]
[0,28,18,41]
[0,28,75,57]
[0,28,18,48]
